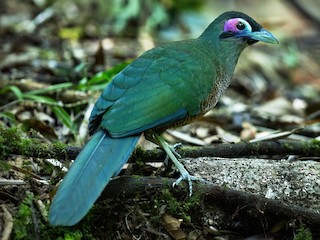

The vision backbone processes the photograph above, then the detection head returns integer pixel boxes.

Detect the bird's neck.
[195,33,247,114]
[199,32,246,75]
[219,39,246,74]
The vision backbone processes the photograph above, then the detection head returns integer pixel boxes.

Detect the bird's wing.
[89,40,216,137]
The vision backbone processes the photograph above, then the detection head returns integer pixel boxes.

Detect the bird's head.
[201,11,278,46]
[220,12,278,45]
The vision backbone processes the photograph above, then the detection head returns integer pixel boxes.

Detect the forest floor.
[0,1,320,239]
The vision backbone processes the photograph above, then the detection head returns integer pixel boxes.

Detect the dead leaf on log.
[161,214,187,240]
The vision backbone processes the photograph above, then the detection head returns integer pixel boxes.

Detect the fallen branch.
[100,176,320,227]
[65,140,320,162]
[65,139,320,161]
[1,125,319,161]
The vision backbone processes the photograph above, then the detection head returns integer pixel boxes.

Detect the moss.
[299,140,320,153]
[14,192,33,240]
[14,192,90,240]
[309,139,320,150]
[71,180,206,238]
[0,126,22,159]
[134,156,145,168]
[52,141,67,155]
[0,126,38,159]
[20,137,50,158]
[162,188,204,223]
[58,231,83,240]
[0,160,11,170]
[0,126,69,160]
[294,225,313,240]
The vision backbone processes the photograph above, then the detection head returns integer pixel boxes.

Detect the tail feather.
[49,130,140,226]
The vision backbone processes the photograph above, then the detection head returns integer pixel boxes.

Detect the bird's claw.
[172,171,208,196]
[154,134,210,197]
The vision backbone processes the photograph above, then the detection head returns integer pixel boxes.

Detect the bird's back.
[89,38,230,137]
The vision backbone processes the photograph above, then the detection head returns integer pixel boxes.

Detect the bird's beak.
[249,28,279,44]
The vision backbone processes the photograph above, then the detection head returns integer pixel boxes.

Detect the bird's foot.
[154,134,209,196]
[172,167,210,196]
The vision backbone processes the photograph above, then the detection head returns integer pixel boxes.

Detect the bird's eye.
[236,22,245,30]
[223,18,252,33]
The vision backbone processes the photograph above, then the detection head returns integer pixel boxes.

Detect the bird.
[49,11,278,226]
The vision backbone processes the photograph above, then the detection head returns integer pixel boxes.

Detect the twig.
[1,205,13,240]
[0,179,26,185]
[31,202,40,240]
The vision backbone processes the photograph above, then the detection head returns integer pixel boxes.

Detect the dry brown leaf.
[167,130,207,146]
[161,214,187,240]
[250,127,305,143]
[240,122,257,141]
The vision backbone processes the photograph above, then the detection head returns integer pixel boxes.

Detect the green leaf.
[0,112,17,124]
[77,60,131,91]
[51,106,75,133]
[81,83,110,91]
[59,27,83,41]
[23,94,62,105]
[74,62,87,73]
[25,82,73,96]
[0,86,24,100]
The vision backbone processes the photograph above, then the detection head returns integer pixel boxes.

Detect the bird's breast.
[199,70,231,114]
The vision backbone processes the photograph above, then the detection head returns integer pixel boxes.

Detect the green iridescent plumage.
[49,11,278,226]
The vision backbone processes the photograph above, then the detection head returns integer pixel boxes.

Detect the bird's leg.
[153,134,205,196]
[144,131,181,165]
[170,143,183,157]
[164,143,182,165]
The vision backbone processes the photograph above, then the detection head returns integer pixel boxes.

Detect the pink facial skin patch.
[223,18,252,34]
[224,18,242,32]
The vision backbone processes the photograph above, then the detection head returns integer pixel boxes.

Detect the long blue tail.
[49,130,140,226]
